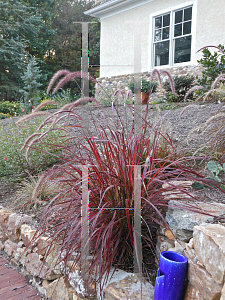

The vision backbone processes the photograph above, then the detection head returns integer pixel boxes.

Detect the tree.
[44,0,100,96]
[20,57,42,112]
[0,0,54,101]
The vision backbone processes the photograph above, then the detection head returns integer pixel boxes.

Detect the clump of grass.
[20,69,225,298]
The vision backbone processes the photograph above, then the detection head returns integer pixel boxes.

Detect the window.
[153,6,193,67]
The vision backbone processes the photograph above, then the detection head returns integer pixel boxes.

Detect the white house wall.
[100,0,225,78]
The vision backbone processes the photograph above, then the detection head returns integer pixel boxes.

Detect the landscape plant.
[0,101,21,117]
[128,78,158,94]
[20,57,42,113]
[0,114,66,179]
[163,75,195,102]
[197,44,225,91]
[18,69,224,298]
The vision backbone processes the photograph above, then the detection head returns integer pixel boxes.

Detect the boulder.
[166,202,225,242]
[7,213,32,242]
[193,224,225,284]
[20,224,37,248]
[220,283,225,300]
[0,210,12,233]
[156,235,175,258]
[4,239,18,256]
[42,277,77,300]
[184,285,204,300]
[184,250,222,300]
[25,253,58,280]
[102,270,154,300]
[38,236,51,256]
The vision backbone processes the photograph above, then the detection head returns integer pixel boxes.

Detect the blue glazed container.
[154,251,188,300]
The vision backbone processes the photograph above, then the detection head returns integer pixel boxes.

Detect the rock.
[4,239,18,256]
[193,224,225,284]
[0,210,12,234]
[156,235,175,258]
[184,285,204,300]
[184,249,222,300]
[13,247,28,265]
[220,283,225,300]
[7,213,32,242]
[43,277,75,300]
[38,236,51,256]
[165,202,225,242]
[162,180,193,201]
[102,270,154,300]
[0,241,4,250]
[164,229,175,240]
[167,240,186,254]
[25,253,58,280]
[20,224,37,248]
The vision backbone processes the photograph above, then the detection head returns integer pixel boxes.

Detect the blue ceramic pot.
[154,251,188,300]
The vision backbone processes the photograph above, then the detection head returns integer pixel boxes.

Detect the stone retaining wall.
[95,65,204,103]
[0,182,224,300]
[0,206,154,300]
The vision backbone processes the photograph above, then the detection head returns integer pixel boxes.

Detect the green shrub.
[164,75,195,102]
[0,101,22,117]
[0,113,11,119]
[0,117,66,178]
[129,79,158,93]
[197,44,225,91]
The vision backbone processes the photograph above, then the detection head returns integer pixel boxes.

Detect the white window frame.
[149,1,197,70]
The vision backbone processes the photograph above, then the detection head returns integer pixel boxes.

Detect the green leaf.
[207,161,221,176]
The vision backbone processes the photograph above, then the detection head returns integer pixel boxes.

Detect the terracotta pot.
[134,91,150,105]
[141,92,150,104]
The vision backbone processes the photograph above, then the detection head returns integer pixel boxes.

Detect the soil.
[0,101,225,286]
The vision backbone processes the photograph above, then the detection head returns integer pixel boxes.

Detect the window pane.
[163,14,170,27]
[175,10,183,24]
[154,41,169,66]
[174,24,182,37]
[154,29,162,41]
[174,36,192,63]
[184,7,192,21]
[162,27,169,39]
[183,21,191,35]
[155,16,162,28]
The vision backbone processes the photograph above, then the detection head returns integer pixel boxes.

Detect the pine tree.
[20,57,42,112]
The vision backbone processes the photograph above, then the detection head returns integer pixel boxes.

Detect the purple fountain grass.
[197,45,225,55]
[20,101,223,298]
[47,70,71,94]
[48,71,96,95]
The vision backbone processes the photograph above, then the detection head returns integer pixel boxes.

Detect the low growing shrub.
[0,101,22,117]
[164,75,195,102]
[0,113,66,178]
[197,44,225,91]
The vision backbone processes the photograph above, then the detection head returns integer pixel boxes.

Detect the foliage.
[197,44,225,91]
[129,79,158,93]
[0,0,54,101]
[52,89,75,107]
[44,0,100,96]
[164,75,195,102]
[0,116,66,178]
[0,113,10,119]
[0,101,21,116]
[192,161,225,190]
[20,96,220,297]
[14,174,58,209]
[20,57,42,113]
[39,99,58,111]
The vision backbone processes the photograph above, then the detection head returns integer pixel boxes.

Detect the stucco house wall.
[86,0,225,78]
